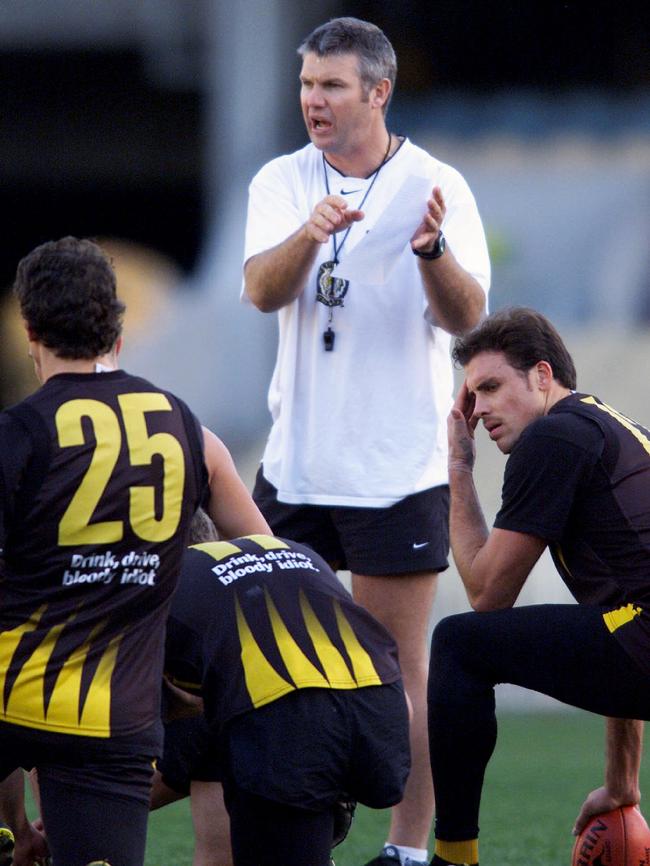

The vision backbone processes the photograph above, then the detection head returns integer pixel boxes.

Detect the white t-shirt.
[243,138,490,507]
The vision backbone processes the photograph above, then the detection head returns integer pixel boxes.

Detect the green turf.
[141,709,650,865]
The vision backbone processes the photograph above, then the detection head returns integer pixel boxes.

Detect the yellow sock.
[434,838,479,865]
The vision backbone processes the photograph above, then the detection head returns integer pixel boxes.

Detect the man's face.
[299,51,375,156]
[465,351,548,454]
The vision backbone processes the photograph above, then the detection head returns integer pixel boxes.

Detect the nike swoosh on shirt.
[340,188,362,195]
[412,542,430,549]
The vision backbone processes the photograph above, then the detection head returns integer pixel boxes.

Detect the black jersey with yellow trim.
[0,370,207,745]
[164,535,402,731]
[495,391,650,676]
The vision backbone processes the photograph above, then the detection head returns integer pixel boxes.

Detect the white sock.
[384,843,429,865]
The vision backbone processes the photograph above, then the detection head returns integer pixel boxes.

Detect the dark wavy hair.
[298,17,397,112]
[452,307,577,389]
[13,236,125,360]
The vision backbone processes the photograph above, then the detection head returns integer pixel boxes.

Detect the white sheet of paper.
[331,174,433,285]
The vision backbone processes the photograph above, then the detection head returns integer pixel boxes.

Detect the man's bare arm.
[411,186,486,335]
[447,381,546,610]
[573,718,643,834]
[244,195,363,313]
[202,427,271,540]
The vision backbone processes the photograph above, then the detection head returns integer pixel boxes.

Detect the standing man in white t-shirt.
[243,17,490,866]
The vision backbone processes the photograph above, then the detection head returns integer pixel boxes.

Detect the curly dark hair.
[452,307,577,389]
[13,236,125,360]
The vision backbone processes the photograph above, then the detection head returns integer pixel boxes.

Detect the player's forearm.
[244,226,321,313]
[605,717,643,804]
[449,465,490,606]
[418,247,485,336]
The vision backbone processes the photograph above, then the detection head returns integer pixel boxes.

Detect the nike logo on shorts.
[412,541,429,549]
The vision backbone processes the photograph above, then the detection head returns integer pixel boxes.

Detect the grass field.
[142,709,650,866]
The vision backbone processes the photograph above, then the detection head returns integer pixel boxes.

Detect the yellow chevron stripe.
[242,535,289,550]
[265,589,329,688]
[190,536,289,563]
[0,606,46,715]
[333,602,381,686]
[299,591,357,687]
[45,619,106,730]
[5,619,70,725]
[3,612,122,736]
[235,595,294,707]
[581,397,650,455]
[79,633,123,734]
[191,541,242,560]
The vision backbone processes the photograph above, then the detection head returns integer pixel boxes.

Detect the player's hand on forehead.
[453,379,478,429]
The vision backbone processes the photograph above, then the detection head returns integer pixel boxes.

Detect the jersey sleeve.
[494,415,603,542]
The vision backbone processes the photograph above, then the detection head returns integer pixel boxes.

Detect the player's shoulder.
[522,394,605,450]
[119,371,198,417]
[401,138,470,188]
[0,403,33,439]
[251,143,318,186]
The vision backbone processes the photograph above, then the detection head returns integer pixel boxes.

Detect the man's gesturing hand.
[411,186,446,254]
[305,195,364,244]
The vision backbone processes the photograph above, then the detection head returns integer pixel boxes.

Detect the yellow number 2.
[55,394,185,546]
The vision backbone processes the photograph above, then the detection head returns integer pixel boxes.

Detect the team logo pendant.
[316,260,349,307]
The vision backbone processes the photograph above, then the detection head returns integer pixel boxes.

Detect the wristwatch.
[412,230,446,260]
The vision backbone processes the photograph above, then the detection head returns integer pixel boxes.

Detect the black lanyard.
[321,136,391,264]
[317,134,392,351]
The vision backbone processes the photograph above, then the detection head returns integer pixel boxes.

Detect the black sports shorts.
[253,468,449,575]
[159,715,222,794]
[222,681,410,812]
[0,722,154,866]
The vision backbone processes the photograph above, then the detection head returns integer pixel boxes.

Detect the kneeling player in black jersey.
[428,307,650,866]
[160,514,411,866]
[0,238,269,866]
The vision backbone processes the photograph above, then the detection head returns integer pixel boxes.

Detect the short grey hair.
[298,17,397,112]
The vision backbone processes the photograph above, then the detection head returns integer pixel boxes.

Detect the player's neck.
[544,384,572,414]
[325,127,394,178]
[33,345,119,384]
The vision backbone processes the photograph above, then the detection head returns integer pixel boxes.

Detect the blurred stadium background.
[1,0,649,709]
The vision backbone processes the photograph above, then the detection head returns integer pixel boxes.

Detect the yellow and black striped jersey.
[495,392,650,675]
[0,370,207,747]
[164,536,402,730]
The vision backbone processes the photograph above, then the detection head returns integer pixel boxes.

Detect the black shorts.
[0,723,154,866]
[253,469,449,575]
[223,682,410,812]
[158,715,222,794]
[0,722,154,805]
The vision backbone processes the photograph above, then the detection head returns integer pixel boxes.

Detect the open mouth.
[310,118,332,132]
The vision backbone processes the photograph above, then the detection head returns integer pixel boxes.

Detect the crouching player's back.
[163,527,411,866]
